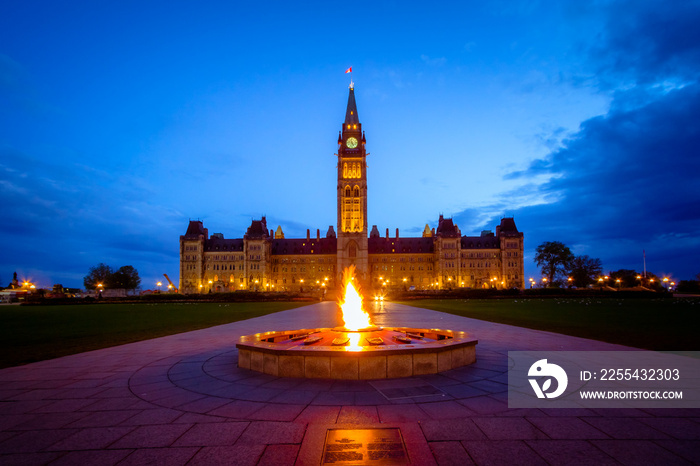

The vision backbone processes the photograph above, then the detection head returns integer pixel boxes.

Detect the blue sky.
[1,0,699,289]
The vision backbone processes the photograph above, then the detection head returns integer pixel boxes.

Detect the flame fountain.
[236,267,477,379]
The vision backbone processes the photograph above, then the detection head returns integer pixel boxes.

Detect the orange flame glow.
[339,266,373,331]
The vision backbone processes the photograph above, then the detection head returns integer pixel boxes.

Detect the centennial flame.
[339,266,373,331]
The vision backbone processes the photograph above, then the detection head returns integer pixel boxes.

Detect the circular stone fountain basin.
[236,327,478,379]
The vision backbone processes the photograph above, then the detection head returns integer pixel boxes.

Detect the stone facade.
[179,86,524,293]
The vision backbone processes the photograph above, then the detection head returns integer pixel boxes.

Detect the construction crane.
[163,274,179,293]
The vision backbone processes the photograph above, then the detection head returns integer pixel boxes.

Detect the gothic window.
[353,186,359,197]
[352,198,361,231]
[343,163,348,178]
[350,245,356,258]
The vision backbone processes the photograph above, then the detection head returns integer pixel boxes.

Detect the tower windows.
[343,162,361,179]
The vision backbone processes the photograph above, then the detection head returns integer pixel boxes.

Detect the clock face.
[346,137,358,149]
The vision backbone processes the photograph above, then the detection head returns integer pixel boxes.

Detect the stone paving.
[0,301,698,465]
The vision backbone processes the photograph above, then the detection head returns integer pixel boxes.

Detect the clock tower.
[336,83,369,281]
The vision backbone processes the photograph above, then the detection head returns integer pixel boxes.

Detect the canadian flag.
[345,67,352,74]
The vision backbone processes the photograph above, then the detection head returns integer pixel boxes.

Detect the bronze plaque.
[322,428,408,465]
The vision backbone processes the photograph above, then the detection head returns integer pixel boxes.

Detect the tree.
[534,241,574,286]
[84,263,141,292]
[568,255,603,288]
[84,263,113,290]
[609,269,642,288]
[109,265,141,292]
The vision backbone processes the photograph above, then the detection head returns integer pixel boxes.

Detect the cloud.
[590,0,700,90]
[420,54,447,67]
[449,1,700,279]
[463,83,700,278]
[0,146,186,285]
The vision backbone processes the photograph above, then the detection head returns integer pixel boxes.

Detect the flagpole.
[345,66,353,88]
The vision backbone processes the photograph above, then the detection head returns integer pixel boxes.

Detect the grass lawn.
[0,301,306,368]
[396,297,700,351]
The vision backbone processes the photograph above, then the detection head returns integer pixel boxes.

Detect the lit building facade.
[179,85,524,293]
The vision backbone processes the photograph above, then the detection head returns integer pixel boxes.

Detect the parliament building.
[179,85,524,293]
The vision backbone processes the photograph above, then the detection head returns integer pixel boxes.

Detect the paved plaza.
[0,302,698,465]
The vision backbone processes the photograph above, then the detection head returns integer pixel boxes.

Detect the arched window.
[353,186,360,197]
[345,186,351,197]
[350,244,356,258]
[343,163,348,178]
